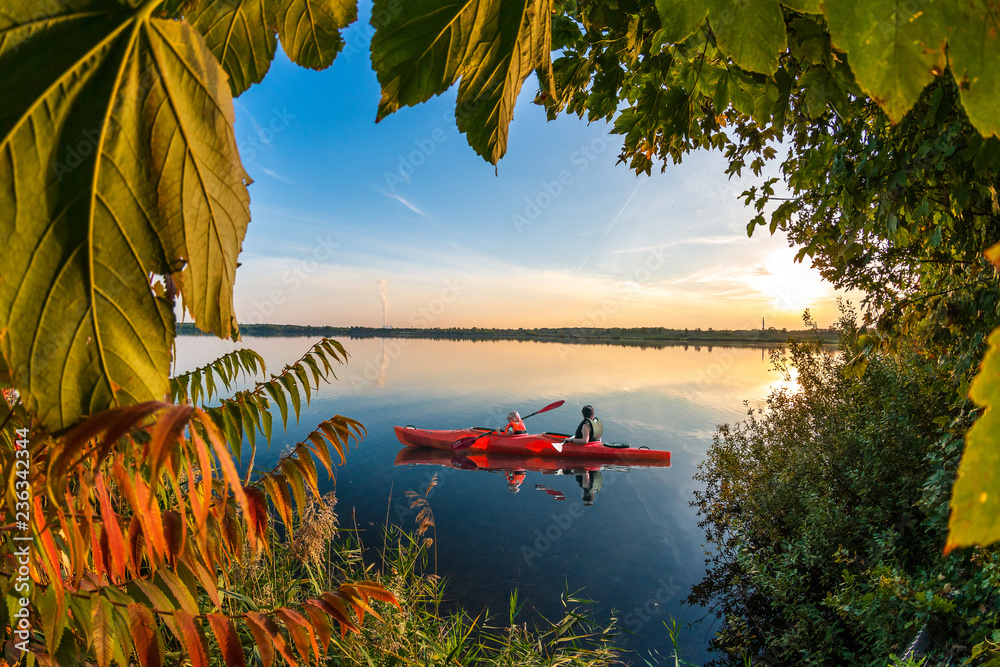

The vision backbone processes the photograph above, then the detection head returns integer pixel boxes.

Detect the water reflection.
[394,447,669,505]
[173,335,795,665]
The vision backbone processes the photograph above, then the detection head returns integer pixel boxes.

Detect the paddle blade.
[537,400,565,414]
[551,442,564,453]
[451,454,478,470]
[452,436,478,452]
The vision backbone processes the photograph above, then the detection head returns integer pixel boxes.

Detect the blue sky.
[226,4,847,330]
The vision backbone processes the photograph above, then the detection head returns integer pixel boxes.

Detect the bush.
[687,311,1000,666]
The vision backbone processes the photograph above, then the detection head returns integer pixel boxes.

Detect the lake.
[175,335,792,664]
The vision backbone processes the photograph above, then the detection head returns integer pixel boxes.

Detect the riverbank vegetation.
[177,323,840,346]
[690,309,1000,665]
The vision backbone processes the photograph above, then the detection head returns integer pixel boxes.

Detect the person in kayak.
[564,405,603,445]
[501,410,527,435]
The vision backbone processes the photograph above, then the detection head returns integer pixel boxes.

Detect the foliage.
[0,341,396,665]
[688,312,1000,665]
[327,523,623,666]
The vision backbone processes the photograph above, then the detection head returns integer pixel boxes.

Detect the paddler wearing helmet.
[563,405,603,445]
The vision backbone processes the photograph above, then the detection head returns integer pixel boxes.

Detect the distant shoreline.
[177,323,840,347]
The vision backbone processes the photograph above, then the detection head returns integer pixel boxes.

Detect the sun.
[748,248,833,311]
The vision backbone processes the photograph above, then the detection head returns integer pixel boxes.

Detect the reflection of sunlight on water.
[766,364,801,397]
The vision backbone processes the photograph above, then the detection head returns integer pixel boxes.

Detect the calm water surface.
[175,335,790,664]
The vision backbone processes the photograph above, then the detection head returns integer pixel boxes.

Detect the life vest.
[575,417,603,442]
[503,419,527,435]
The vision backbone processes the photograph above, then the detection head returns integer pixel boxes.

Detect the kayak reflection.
[394,448,668,505]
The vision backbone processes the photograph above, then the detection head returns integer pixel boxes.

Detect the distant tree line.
[176,322,840,346]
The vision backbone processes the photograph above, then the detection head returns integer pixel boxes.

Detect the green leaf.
[371,0,553,164]
[947,325,1000,552]
[654,0,707,44]
[280,373,301,423]
[273,0,357,70]
[706,0,787,75]
[263,380,289,429]
[38,585,66,656]
[944,0,1000,137]
[186,0,277,96]
[0,0,250,431]
[822,0,946,122]
[90,596,116,667]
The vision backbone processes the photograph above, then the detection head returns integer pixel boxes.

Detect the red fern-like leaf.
[127,603,163,667]
[246,611,299,667]
[95,472,128,582]
[243,612,275,667]
[207,613,246,667]
[171,609,209,667]
[353,581,402,611]
[276,607,319,663]
[243,486,269,549]
[162,511,184,566]
[302,601,333,657]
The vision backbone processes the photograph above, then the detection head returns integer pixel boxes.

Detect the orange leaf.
[128,516,145,574]
[162,511,184,566]
[148,404,195,482]
[190,430,215,528]
[243,612,275,667]
[95,472,128,583]
[354,581,402,611]
[276,607,319,663]
[316,594,360,637]
[189,558,222,611]
[243,486,269,550]
[265,474,294,529]
[127,603,163,667]
[170,609,208,667]
[246,612,300,667]
[196,408,254,548]
[55,401,166,479]
[90,515,107,582]
[302,601,333,657]
[280,461,308,519]
[134,580,179,638]
[207,614,246,667]
[134,473,166,565]
[32,496,65,606]
[337,585,378,624]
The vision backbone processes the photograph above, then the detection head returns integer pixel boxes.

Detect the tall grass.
[221,487,624,666]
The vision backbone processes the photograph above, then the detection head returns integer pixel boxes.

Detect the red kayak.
[394,446,671,471]
[393,426,671,463]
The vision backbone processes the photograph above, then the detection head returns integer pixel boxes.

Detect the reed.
[221,486,624,666]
